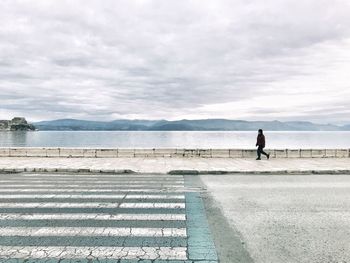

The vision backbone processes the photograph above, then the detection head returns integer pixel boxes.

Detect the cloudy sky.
[1,0,350,124]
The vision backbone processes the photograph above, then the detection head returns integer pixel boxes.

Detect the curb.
[0,168,350,175]
[168,169,350,175]
[0,168,135,174]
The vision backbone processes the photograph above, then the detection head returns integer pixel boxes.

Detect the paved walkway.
[0,157,349,174]
[0,172,217,262]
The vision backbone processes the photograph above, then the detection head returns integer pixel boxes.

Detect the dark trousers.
[257,146,268,159]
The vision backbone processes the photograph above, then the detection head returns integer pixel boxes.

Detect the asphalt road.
[200,174,350,263]
[0,172,217,262]
[1,172,347,263]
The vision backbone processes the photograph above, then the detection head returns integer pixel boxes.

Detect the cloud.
[0,0,350,123]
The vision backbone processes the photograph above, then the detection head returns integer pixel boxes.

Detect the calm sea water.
[0,131,349,149]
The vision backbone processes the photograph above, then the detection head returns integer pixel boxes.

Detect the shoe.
[256,158,261,160]
[267,154,270,160]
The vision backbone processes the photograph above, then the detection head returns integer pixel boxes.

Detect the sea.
[0,131,349,149]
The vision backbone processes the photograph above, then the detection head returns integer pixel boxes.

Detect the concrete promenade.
[0,157,349,174]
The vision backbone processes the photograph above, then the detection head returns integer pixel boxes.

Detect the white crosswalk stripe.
[0,194,185,199]
[0,213,186,221]
[120,203,186,209]
[0,202,121,208]
[0,188,187,193]
[0,246,187,260]
[126,194,185,199]
[0,202,185,209]
[0,184,183,191]
[0,227,187,237]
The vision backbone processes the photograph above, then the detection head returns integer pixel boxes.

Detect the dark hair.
[258,129,263,134]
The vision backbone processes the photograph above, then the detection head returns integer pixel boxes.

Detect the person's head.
[258,129,263,135]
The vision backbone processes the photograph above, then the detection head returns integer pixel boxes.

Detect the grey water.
[0,131,349,149]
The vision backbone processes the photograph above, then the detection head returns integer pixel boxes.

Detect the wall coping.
[0,147,349,158]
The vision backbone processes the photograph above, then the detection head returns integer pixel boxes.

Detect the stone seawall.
[0,148,349,158]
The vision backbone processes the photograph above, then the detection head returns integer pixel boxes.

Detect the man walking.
[256,129,270,160]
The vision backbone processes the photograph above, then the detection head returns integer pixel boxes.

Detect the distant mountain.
[341,124,350,131]
[33,118,349,131]
[149,119,342,131]
[34,119,159,131]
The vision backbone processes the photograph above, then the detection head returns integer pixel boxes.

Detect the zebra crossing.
[0,173,218,262]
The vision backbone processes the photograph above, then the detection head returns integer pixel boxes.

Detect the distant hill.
[34,119,159,131]
[33,119,349,131]
[341,124,350,131]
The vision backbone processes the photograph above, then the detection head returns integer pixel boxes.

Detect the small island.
[0,117,36,131]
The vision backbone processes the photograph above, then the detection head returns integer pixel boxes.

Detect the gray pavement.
[0,173,217,262]
[200,174,350,263]
[0,157,349,174]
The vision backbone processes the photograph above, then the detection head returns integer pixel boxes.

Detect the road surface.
[0,172,217,262]
[1,172,349,263]
[201,174,350,263]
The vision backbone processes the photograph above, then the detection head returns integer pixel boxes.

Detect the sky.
[0,0,350,124]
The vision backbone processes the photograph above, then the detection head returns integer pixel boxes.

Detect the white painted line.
[0,181,184,186]
[120,203,185,209]
[0,213,186,221]
[0,246,187,260]
[0,194,185,199]
[0,202,185,209]
[125,194,185,199]
[0,189,187,193]
[0,202,120,208]
[0,194,125,199]
[0,227,187,237]
[0,184,185,188]
[0,180,184,183]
